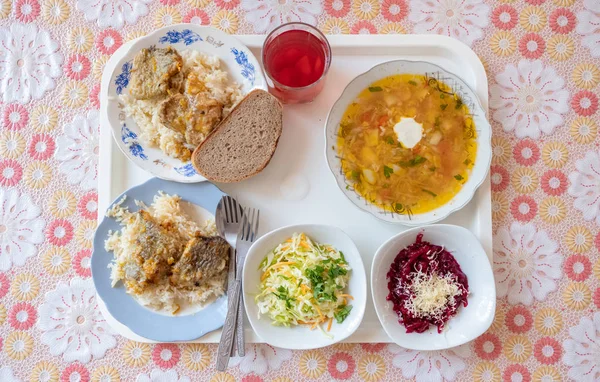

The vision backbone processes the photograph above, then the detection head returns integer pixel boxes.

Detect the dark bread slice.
[191,89,283,183]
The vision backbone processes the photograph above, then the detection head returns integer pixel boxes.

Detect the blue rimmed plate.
[91,177,227,341]
[104,24,267,183]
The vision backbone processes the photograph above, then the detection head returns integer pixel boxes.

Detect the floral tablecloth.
[1,0,600,381]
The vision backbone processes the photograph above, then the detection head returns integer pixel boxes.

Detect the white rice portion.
[105,192,223,314]
[119,49,244,161]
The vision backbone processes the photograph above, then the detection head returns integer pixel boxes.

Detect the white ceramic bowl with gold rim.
[324,60,491,225]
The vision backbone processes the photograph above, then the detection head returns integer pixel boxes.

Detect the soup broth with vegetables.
[336,74,477,215]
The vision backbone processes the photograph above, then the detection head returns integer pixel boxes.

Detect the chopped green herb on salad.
[255,233,353,337]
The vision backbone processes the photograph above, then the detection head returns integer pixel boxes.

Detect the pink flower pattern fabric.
[0,0,599,380]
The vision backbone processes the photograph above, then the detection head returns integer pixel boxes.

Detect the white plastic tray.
[98,34,491,343]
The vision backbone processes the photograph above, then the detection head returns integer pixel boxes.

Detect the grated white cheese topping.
[402,271,462,320]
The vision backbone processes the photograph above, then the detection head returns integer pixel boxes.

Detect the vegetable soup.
[336,74,477,215]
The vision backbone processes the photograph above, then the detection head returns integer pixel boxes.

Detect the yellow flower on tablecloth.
[182,343,211,371]
[511,167,538,194]
[68,27,94,53]
[594,259,600,280]
[212,10,238,34]
[49,190,77,218]
[473,362,500,382]
[24,161,52,189]
[570,116,598,144]
[62,81,88,108]
[357,354,385,382]
[76,220,97,249]
[322,18,350,34]
[492,136,511,164]
[381,23,405,34]
[352,0,380,20]
[91,366,120,382]
[31,361,59,382]
[563,282,591,310]
[534,307,563,336]
[93,56,109,80]
[0,0,11,18]
[547,35,574,61]
[539,197,566,224]
[299,350,326,379]
[271,378,294,382]
[533,365,562,382]
[31,105,58,132]
[155,7,182,28]
[520,6,546,32]
[542,141,568,168]
[491,193,508,221]
[41,246,70,275]
[11,273,40,301]
[490,31,516,57]
[0,304,5,326]
[42,0,70,25]
[186,0,210,7]
[479,57,490,77]
[489,304,506,331]
[210,372,235,382]
[0,131,25,159]
[572,63,600,89]
[5,331,33,360]
[564,226,593,253]
[503,335,532,363]
[552,0,574,6]
[127,30,147,42]
[122,340,151,367]
[333,342,355,351]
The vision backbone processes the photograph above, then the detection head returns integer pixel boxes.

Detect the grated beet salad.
[386,233,469,333]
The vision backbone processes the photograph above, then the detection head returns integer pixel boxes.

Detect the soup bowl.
[324,60,491,225]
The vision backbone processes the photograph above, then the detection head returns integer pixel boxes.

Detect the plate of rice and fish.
[325,60,492,225]
[91,177,231,341]
[104,24,267,183]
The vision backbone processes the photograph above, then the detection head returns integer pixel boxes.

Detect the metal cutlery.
[234,207,259,357]
[216,197,259,371]
[215,196,242,357]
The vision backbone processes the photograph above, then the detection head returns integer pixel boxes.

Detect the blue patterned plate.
[91,177,228,341]
[104,25,266,183]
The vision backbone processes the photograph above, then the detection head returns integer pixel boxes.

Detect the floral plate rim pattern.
[102,24,267,184]
[324,59,492,226]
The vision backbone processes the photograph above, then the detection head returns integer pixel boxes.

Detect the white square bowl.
[243,224,367,350]
[371,224,496,350]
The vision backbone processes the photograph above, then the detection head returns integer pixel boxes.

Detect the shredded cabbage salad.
[256,233,353,336]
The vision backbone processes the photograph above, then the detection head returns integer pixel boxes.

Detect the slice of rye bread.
[191,89,283,183]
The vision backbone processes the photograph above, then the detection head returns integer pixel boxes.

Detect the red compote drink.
[262,23,331,104]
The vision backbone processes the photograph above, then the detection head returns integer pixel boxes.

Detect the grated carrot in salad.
[255,232,354,338]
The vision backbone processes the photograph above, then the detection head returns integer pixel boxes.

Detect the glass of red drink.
[262,22,332,104]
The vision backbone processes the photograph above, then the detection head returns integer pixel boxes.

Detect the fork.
[216,202,259,371]
[215,196,242,356]
[233,207,260,357]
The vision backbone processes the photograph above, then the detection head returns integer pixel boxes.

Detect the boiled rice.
[119,49,244,161]
[105,192,224,314]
